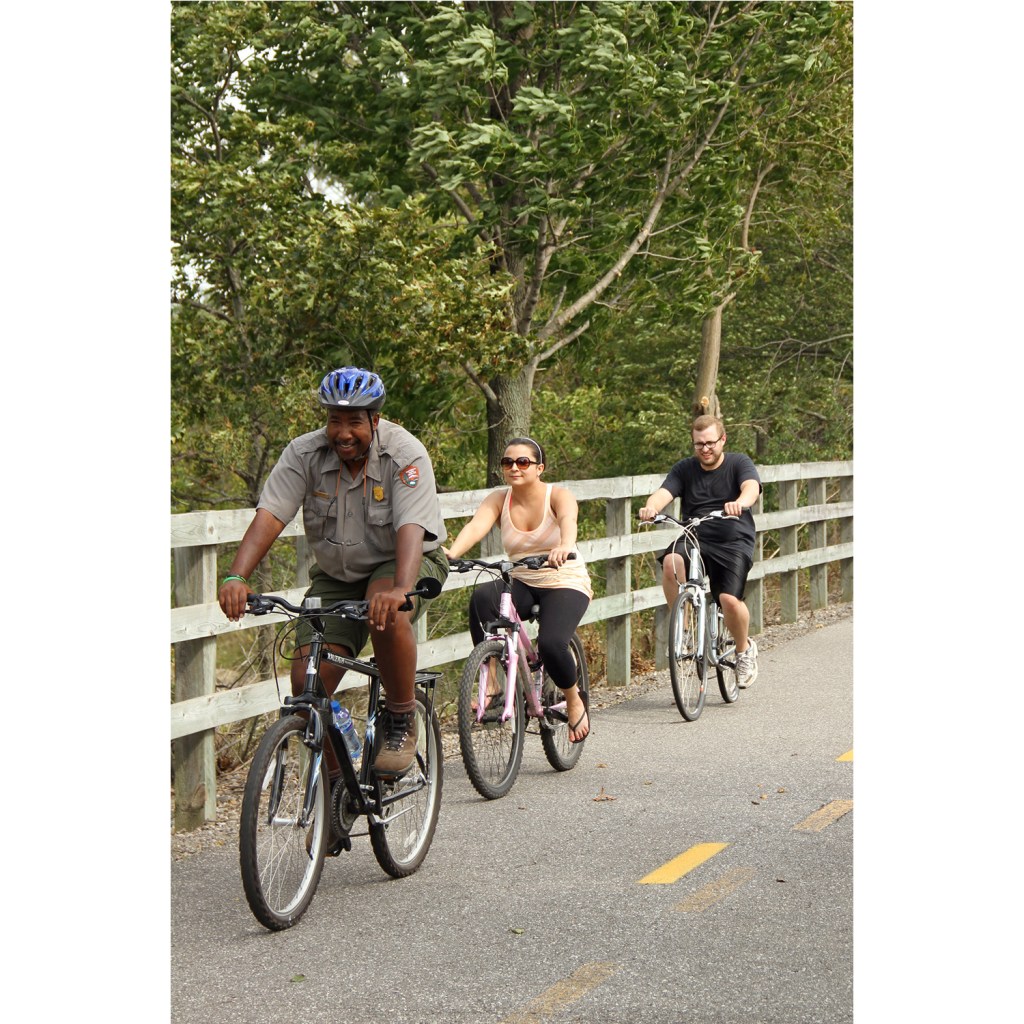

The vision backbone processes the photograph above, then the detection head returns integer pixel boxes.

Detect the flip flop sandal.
[568,689,590,744]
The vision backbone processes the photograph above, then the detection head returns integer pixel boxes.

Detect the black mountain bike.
[238,579,443,931]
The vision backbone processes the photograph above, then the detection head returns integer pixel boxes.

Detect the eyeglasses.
[692,436,724,451]
[320,494,344,546]
[500,456,539,469]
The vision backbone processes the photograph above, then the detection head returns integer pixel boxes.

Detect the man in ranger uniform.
[218,367,449,778]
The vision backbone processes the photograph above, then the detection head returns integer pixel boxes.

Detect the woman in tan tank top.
[445,437,592,742]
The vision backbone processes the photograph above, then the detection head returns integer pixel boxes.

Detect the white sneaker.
[735,638,759,689]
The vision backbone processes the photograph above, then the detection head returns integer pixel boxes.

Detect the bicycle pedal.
[325,834,351,857]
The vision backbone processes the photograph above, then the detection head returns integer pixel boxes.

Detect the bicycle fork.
[477,591,545,723]
[677,585,707,663]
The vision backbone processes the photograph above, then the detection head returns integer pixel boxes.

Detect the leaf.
[593,786,617,802]
[509,927,524,935]
[290,975,306,983]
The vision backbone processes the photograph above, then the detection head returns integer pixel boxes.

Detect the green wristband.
[221,575,247,586]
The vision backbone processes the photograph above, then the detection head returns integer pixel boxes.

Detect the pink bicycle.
[449,555,590,800]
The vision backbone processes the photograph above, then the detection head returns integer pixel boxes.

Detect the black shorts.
[657,537,753,604]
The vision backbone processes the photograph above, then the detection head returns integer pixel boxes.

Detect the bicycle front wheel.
[715,608,739,704]
[239,715,329,931]
[540,632,589,771]
[370,690,443,878]
[669,591,706,721]
[457,639,525,800]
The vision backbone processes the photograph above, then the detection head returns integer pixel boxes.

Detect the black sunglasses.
[500,456,539,469]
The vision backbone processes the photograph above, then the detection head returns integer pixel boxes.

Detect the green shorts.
[295,547,449,656]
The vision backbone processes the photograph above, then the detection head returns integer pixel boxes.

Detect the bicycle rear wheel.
[370,689,443,877]
[715,607,739,703]
[669,591,706,721]
[457,639,525,799]
[239,715,328,931]
[540,632,589,771]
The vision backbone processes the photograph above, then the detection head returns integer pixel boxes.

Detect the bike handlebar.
[637,510,739,529]
[245,577,442,619]
[448,551,577,574]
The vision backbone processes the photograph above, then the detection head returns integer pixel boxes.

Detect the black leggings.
[468,580,590,691]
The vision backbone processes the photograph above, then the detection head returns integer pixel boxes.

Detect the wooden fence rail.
[171,462,852,828]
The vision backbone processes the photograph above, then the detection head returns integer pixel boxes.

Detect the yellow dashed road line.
[794,799,853,832]
[497,962,618,1024]
[638,842,729,884]
[675,866,756,912]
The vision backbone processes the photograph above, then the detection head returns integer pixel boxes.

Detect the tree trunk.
[485,369,536,485]
[692,300,730,421]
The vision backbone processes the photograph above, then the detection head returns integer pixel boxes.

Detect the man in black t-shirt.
[639,415,763,688]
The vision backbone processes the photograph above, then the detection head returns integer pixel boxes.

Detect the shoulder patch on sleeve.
[398,465,420,488]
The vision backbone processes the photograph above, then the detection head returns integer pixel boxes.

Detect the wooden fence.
[171,462,852,829]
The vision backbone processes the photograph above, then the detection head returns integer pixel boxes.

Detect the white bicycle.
[640,510,740,721]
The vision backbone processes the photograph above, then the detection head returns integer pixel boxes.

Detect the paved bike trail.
[172,614,853,1024]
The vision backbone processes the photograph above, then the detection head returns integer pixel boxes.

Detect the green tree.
[251,0,850,480]
[688,2,852,421]
[171,2,512,510]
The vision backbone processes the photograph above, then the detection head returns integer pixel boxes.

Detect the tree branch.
[741,162,776,250]
[421,161,477,223]
[530,318,591,368]
[172,297,232,323]
[461,359,498,403]
[536,151,676,342]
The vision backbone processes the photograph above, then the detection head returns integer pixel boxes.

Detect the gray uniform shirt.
[257,419,447,581]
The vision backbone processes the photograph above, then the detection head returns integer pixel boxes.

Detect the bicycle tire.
[239,715,329,931]
[457,639,525,800]
[668,591,706,721]
[540,632,589,771]
[370,689,443,877]
[715,607,739,703]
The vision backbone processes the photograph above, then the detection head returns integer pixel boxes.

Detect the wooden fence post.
[747,491,764,635]
[807,478,828,611]
[779,480,799,623]
[605,496,632,686]
[653,558,668,671]
[840,476,854,602]
[295,535,312,588]
[650,494,681,668]
[172,544,218,830]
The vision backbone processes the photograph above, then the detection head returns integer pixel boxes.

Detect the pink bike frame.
[474,588,567,724]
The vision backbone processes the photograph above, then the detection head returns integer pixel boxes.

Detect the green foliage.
[171,0,852,509]
[241,1,851,462]
[171,2,516,508]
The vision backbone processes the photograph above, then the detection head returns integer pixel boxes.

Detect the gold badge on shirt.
[373,485,385,502]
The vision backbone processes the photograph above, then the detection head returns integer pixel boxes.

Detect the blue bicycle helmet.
[318,367,386,410]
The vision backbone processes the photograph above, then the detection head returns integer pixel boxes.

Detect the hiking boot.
[735,638,759,689]
[373,710,418,778]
